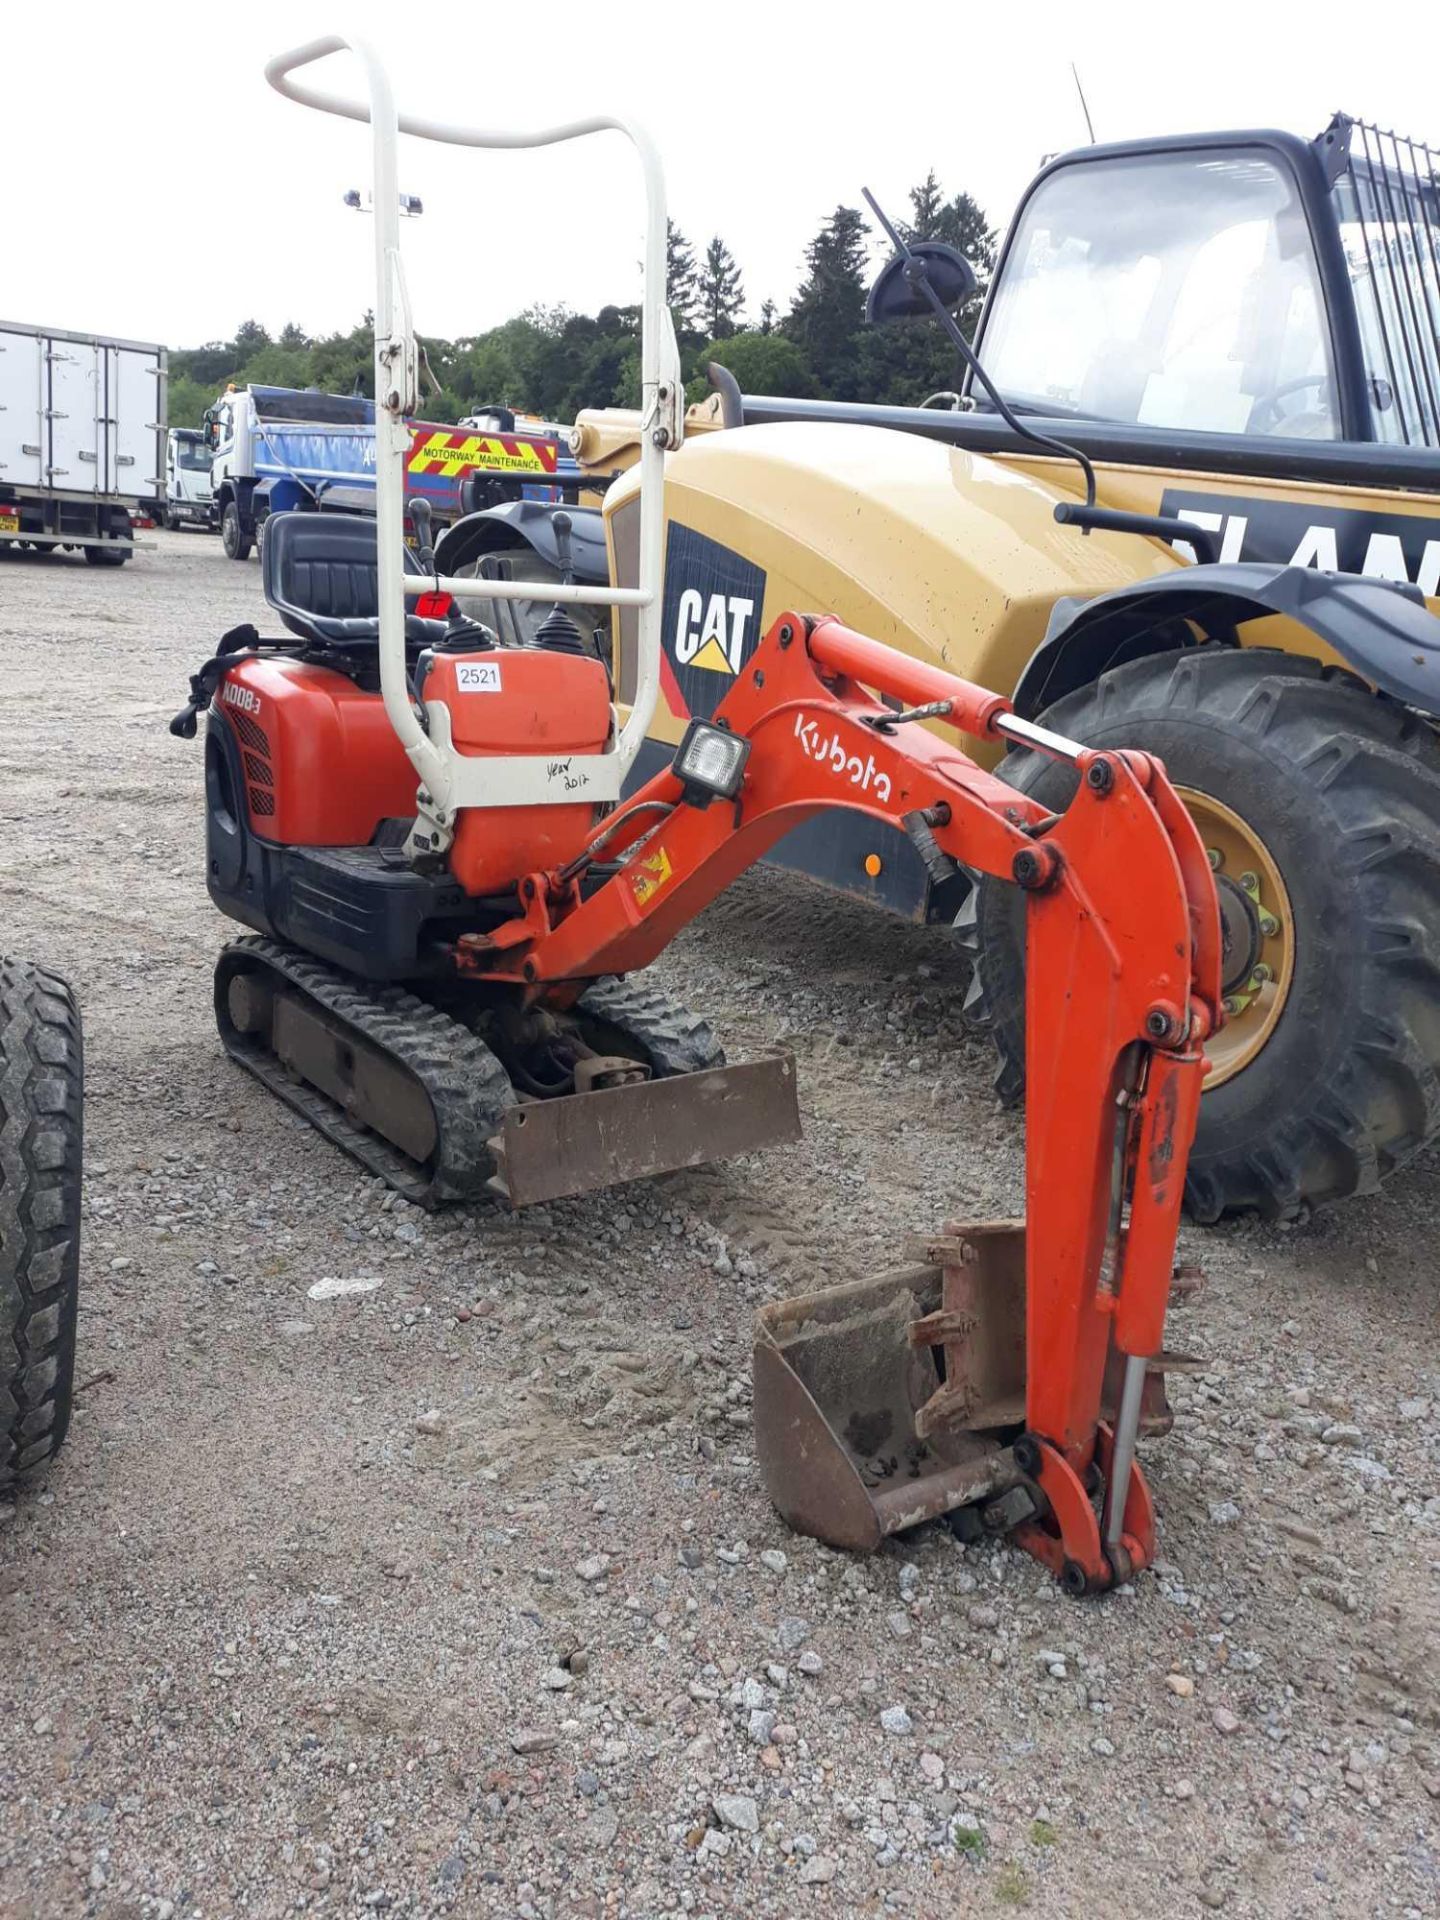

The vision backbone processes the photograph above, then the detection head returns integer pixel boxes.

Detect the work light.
[672,719,751,807]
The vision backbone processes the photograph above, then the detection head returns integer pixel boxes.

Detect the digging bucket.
[752,1220,1178,1553]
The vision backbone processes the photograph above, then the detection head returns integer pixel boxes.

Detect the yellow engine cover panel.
[608,422,1178,760]
[607,418,1440,767]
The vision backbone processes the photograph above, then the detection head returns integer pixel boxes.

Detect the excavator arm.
[465,611,1223,1593]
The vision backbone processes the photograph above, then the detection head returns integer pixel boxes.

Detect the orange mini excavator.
[170,34,1223,1594]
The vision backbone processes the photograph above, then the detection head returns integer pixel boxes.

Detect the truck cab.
[161,427,216,530]
[205,383,377,559]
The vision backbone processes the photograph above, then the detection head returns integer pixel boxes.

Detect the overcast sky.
[9,1,1439,349]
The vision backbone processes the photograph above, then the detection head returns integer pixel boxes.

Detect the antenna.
[1070,63,1097,145]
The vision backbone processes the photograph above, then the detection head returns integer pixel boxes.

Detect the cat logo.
[660,523,768,725]
[673,588,756,676]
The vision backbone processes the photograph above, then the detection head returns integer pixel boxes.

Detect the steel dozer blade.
[753,1221,1182,1554]
[488,1049,800,1207]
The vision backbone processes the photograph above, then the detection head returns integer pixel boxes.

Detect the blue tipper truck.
[202,384,582,560]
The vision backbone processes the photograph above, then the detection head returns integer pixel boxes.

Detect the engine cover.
[422,647,612,895]
[215,657,417,845]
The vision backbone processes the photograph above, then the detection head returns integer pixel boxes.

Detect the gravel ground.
[1,529,1437,1920]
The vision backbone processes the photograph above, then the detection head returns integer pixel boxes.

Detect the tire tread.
[0,959,83,1489]
[969,646,1440,1221]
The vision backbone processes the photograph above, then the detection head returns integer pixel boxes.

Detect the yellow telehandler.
[441,112,1440,1226]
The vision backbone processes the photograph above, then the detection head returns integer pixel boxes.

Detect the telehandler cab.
[175,34,1226,1592]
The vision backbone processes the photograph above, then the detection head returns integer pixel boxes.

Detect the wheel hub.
[1215,873,1263,997]
[1175,786,1295,1090]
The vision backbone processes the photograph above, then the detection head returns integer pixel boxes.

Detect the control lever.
[553,510,575,586]
[533,509,587,656]
[407,494,436,572]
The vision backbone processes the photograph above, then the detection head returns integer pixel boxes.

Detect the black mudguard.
[1014,562,1440,719]
[432,499,608,584]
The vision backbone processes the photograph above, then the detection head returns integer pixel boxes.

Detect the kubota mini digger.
[173,35,1224,1594]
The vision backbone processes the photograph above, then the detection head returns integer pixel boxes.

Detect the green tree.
[689,330,815,404]
[784,205,870,399]
[307,317,376,398]
[174,163,1000,418]
[170,341,240,388]
[860,319,963,408]
[666,221,700,336]
[905,170,946,241]
[232,318,272,358]
[449,312,556,414]
[902,171,996,327]
[904,171,995,266]
[699,236,745,340]
[237,344,313,389]
[166,374,214,431]
[854,172,1001,405]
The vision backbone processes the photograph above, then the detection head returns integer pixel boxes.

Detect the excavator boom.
[459,611,1222,1594]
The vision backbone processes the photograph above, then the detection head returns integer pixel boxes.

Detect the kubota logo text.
[794,715,892,803]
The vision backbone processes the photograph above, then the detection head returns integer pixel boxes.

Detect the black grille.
[249,788,276,817]
[1325,114,1440,448]
[227,706,272,757]
[243,751,274,788]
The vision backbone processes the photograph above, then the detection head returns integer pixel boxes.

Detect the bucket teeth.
[908,1306,979,1347]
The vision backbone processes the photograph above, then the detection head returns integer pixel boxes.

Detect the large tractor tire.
[0,961,84,1490]
[964,647,1440,1222]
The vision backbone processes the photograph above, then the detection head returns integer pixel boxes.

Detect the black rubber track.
[215,938,516,1209]
[962,647,1440,1223]
[574,976,725,1077]
[0,960,83,1489]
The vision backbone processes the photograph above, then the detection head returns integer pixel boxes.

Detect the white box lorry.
[160,427,216,531]
[0,320,165,565]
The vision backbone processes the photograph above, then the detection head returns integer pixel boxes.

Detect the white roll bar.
[264,34,679,826]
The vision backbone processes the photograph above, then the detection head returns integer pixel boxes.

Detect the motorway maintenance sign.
[406,426,562,480]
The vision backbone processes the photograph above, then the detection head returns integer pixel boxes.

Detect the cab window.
[978,149,1339,440]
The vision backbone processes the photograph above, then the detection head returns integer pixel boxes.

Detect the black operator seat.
[261,510,450,651]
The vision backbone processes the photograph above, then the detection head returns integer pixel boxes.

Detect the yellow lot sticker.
[631,845,674,906]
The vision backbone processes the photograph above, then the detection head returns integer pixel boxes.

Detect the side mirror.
[866,242,978,326]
